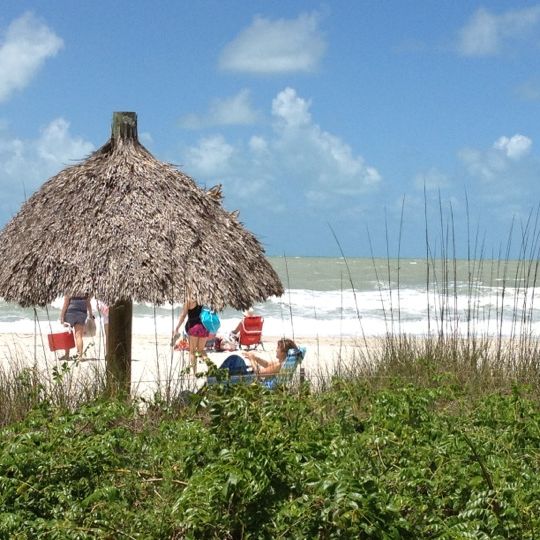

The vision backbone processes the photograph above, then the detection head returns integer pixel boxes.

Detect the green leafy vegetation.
[1,369,540,539]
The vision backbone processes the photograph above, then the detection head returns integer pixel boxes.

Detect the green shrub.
[1,378,540,538]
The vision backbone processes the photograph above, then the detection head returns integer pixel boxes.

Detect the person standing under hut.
[173,297,209,374]
[60,294,94,359]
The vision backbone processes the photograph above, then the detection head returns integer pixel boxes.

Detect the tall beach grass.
[311,198,540,397]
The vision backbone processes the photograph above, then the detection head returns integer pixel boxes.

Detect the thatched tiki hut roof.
[0,112,283,309]
[0,112,283,393]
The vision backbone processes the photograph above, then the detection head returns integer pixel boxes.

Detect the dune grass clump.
[0,355,106,428]
[0,360,43,427]
[331,333,540,399]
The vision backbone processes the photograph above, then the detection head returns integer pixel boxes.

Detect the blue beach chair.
[261,347,306,389]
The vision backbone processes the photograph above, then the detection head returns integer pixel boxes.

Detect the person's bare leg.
[189,337,209,373]
[195,337,208,359]
[188,336,198,373]
[73,324,84,356]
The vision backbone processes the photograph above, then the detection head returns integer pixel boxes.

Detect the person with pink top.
[173,297,209,373]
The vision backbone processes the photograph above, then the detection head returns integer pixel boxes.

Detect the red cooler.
[48,330,75,352]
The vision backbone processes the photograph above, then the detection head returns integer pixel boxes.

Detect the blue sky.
[1,1,540,258]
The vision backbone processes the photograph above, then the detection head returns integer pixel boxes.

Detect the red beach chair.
[238,316,264,350]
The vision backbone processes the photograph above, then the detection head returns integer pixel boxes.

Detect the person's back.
[60,294,93,359]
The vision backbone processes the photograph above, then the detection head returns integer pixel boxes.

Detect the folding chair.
[238,315,265,350]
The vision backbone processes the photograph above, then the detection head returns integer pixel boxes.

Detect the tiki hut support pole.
[111,111,138,141]
[106,299,132,396]
[105,112,138,396]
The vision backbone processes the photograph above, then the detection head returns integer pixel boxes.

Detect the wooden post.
[106,299,132,397]
[105,112,137,397]
[111,112,138,141]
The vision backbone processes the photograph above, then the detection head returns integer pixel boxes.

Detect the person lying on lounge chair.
[218,337,297,377]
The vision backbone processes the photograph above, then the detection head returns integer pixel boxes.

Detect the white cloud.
[0,118,94,215]
[0,137,25,177]
[0,12,63,102]
[36,118,93,164]
[457,6,540,56]
[459,134,533,181]
[493,134,532,160]
[212,90,259,125]
[184,135,235,177]
[249,135,268,153]
[272,87,312,127]
[139,132,153,146]
[458,8,499,56]
[271,88,381,196]
[180,89,259,129]
[181,87,381,207]
[459,147,506,181]
[219,12,326,74]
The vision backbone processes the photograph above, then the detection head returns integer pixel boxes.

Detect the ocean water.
[2,257,540,339]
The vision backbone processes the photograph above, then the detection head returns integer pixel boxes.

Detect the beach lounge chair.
[238,315,265,350]
[261,347,306,389]
[207,347,306,388]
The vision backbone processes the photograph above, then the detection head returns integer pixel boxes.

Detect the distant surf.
[1,257,540,338]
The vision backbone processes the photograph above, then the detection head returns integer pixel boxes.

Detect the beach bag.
[84,316,96,337]
[200,306,221,334]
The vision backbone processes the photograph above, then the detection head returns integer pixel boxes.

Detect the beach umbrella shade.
[0,112,284,393]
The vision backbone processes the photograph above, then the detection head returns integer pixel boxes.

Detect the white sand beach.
[0,332,378,397]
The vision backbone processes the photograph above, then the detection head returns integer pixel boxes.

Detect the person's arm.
[174,299,195,334]
[243,351,281,376]
[232,320,242,335]
[60,296,70,325]
[174,306,188,334]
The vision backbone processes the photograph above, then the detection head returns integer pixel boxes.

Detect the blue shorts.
[65,311,86,326]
